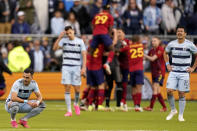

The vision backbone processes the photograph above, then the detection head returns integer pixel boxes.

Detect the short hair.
[64,26,73,31]
[131,35,140,43]
[102,4,110,10]
[24,68,34,76]
[176,25,187,33]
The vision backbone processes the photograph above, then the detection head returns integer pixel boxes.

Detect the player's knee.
[39,101,46,109]
[0,89,5,97]
[178,92,185,98]
[9,102,19,113]
[167,89,173,95]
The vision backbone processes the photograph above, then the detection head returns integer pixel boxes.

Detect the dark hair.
[24,68,34,76]
[131,35,140,43]
[64,26,73,31]
[176,25,187,33]
[102,4,110,10]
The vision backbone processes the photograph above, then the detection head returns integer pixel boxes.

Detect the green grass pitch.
[0,100,197,131]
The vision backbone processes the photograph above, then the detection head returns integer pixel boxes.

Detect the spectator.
[0,0,17,34]
[19,0,35,25]
[110,0,122,28]
[11,11,30,34]
[143,0,162,34]
[161,0,177,34]
[29,40,47,72]
[55,1,68,19]
[65,12,81,36]
[70,0,91,34]
[122,0,143,34]
[51,10,64,35]
[89,0,102,20]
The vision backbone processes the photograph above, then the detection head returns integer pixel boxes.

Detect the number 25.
[130,48,143,58]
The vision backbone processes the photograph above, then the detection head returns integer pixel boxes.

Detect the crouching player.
[5,68,45,128]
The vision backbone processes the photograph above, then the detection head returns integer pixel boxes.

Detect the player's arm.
[144,54,158,61]
[81,50,87,76]
[163,51,172,72]
[11,92,26,103]
[112,28,117,46]
[53,31,65,51]
[187,43,197,73]
[34,91,42,105]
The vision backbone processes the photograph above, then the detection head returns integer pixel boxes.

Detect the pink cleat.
[74,105,80,115]
[64,112,72,117]
[19,119,29,128]
[11,121,18,128]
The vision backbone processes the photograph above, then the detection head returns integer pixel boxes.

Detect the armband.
[165,62,170,66]
[36,100,40,105]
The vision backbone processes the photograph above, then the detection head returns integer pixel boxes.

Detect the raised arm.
[53,31,65,51]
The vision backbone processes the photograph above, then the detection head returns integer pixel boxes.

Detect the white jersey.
[165,39,197,72]
[6,78,40,101]
[59,37,86,66]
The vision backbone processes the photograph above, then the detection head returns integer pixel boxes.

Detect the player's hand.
[167,64,172,72]
[58,31,65,39]
[27,101,38,108]
[186,67,195,73]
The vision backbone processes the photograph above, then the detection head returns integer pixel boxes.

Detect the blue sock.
[74,92,80,105]
[167,94,175,110]
[179,97,186,116]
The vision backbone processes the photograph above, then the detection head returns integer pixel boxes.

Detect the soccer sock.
[179,97,186,116]
[132,94,137,106]
[87,88,95,105]
[167,94,175,110]
[98,89,105,105]
[150,94,157,108]
[65,92,72,112]
[105,88,110,107]
[116,82,122,107]
[81,88,89,100]
[121,82,127,104]
[74,92,80,105]
[157,93,166,108]
[136,93,142,106]
[10,105,19,121]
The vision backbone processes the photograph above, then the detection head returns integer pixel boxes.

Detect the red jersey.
[148,45,165,78]
[92,11,114,35]
[87,44,105,70]
[118,38,130,69]
[121,42,144,72]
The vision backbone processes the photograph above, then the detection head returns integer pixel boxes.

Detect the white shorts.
[166,72,190,92]
[61,66,81,86]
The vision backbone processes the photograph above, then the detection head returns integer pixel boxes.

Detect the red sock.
[98,89,105,105]
[150,94,157,108]
[136,93,142,106]
[157,93,166,108]
[0,90,5,97]
[82,88,90,100]
[132,94,137,106]
[87,89,95,105]
[121,82,127,104]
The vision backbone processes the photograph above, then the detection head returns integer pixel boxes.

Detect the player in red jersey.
[121,35,144,112]
[89,4,114,54]
[117,28,130,111]
[143,37,167,112]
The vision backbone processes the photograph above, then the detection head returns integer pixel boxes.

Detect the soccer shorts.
[129,70,144,87]
[61,66,81,86]
[87,68,104,86]
[166,72,190,92]
[152,74,164,86]
[121,68,129,83]
[90,34,112,49]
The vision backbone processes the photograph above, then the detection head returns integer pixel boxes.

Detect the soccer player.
[5,68,45,128]
[53,26,87,116]
[121,35,144,112]
[89,4,114,54]
[0,53,12,97]
[117,28,130,110]
[143,36,167,111]
[164,26,197,121]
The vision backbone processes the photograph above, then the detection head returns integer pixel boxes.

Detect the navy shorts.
[129,70,144,87]
[121,69,129,82]
[0,82,6,90]
[90,34,112,49]
[87,68,104,86]
[152,75,164,86]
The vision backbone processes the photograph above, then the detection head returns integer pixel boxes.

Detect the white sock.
[65,92,72,112]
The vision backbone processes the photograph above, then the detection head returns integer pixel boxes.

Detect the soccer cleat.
[74,105,80,115]
[166,109,178,120]
[103,63,111,75]
[98,105,106,111]
[64,112,72,117]
[19,119,29,128]
[178,115,185,122]
[160,107,167,112]
[120,103,128,112]
[88,105,94,111]
[11,120,18,128]
[135,107,143,112]
[143,106,153,111]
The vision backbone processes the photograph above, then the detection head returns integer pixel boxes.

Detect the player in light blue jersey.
[164,25,197,122]
[53,26,86,117]
[5,68,45,128]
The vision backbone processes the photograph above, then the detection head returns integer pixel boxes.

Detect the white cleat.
[166,109,178,120]
[178,115,185,122]
[135,107,143,112]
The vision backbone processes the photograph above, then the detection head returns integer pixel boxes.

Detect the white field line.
[0,129,168,131]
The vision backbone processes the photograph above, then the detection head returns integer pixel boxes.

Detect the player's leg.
[166,72,178,120]
[89,35,100,55]
[101,34,114,52]
[19,101,46,128]
[114,66,122,108]
[97,83,105,111]
[105,72,113,108]
[121,69,129,105]
[177,73,189,121]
